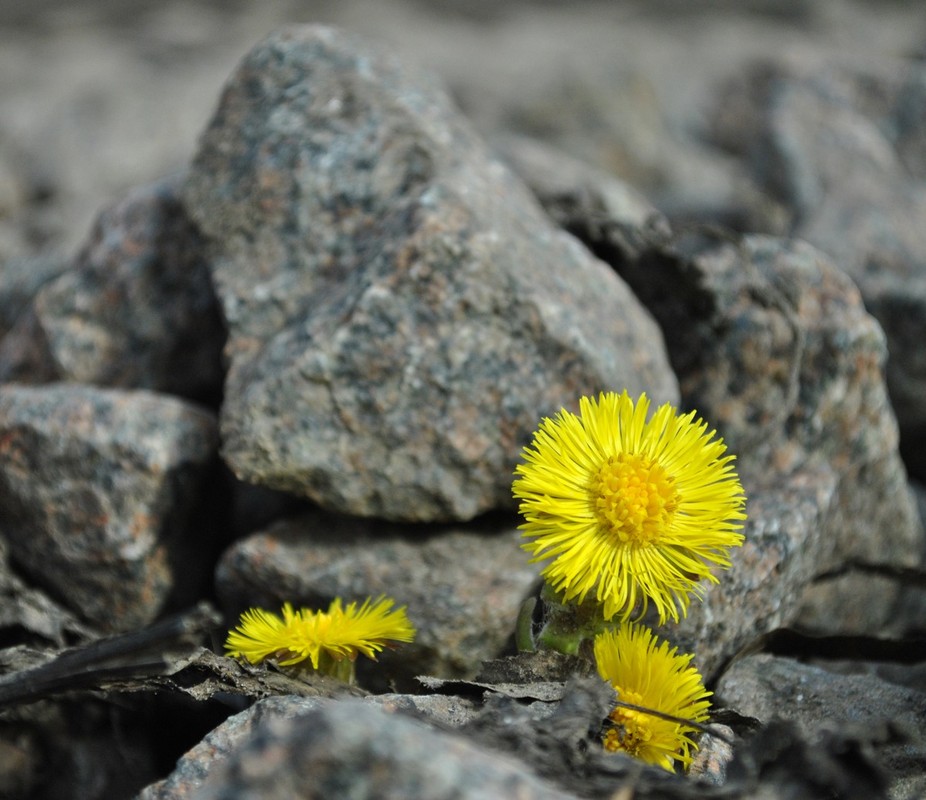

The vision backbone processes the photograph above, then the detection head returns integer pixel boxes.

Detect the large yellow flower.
[594,624,711,772]
[225,596,416,674]
[513,391,745,623]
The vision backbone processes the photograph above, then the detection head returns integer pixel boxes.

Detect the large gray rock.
[659,464,840,678]
[716,653,926,800]
[667,234,921,574]
[0,176,225,404]
[215,510,539,683]
[0,253,68,341]
[0,537,92,648]
[710,60,926,472]
[551,222,923,673]
[184,24,678,522]
[138,693,483,800]
[0,384,218,631]
[668,235,920,660]
[137,696,328,800]
[161,698,574,800]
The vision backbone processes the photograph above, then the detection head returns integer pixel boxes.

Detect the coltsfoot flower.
[225,596,416,681]
[513,391,746,623]
[594,624,711,772]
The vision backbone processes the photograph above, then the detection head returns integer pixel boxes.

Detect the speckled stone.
[710,60,926,471]
[688,724,734,787]
[138,693,482,800]
[137,696,327,800]
[652,462,841,679]
[665,235,920,570]
[0,176,225,405]
[184,24,678,522]
[491,133,666,232]
[0,253,69,340]
[601,232,923,673]
[0,384,218,631]
[716,653,926,800]
[185,699,575,800]
[215,510,539,682]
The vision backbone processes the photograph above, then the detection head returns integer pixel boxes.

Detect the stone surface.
[896,480,926,634]
[658,465,841,678]
[0,253,68,340]
[716,653,926,800]
[3,0,923,261]
[573,229,924,672]
[148,673,738,800]
[653,235,921,569]
[159,697,575,800]
[0,537,93,649]
[0,176,225,405]
[709,59,926,476]
[491,133,666,233]
[185,24,678,522]
[0,383,218,631]
[215,510,540,683]
[139,692,483,800]
[137,695,328,800]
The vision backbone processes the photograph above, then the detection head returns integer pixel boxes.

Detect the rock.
[716,653,926,800]
[0,384,218,631]
[0,176,225,405]
[687,233,919,651]
[662,464,841,677]
[215,510,539,683]
[491,133,667,232]
[709,60,926,476]
[367,692,480,728]
[184,24,678,522]
[647,234,918,567]
[0,253,68,340]
[0,537,93,648]
[137,695,329,800]
[146,696,575,800]
[560,223,922,672]
[139,691,479,800]
[688,723,735,787]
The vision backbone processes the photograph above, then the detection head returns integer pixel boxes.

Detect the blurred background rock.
[1,0,922,261]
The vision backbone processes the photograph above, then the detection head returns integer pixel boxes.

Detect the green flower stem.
[292,652,356,684]
[515,596,538,652]
[535,584,610,656]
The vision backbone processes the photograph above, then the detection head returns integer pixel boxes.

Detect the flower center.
[603,689,654,758]
[591,453,678,545]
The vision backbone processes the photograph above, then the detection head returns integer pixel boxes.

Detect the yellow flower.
[594,624,711,772]
[225,596,416,676]
[513,391,745,623]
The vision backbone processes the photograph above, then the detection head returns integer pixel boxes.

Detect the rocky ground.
[1,1,926,798]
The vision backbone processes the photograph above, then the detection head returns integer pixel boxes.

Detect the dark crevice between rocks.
[741,626,926,665]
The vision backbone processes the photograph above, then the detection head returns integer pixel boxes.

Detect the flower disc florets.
[513,391,746,623]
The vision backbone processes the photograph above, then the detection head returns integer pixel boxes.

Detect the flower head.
[225,596,416,678]
[594,624,711,772]
[513,391,745,623]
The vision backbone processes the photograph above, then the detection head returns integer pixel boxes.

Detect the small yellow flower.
[513,391,745,623]
[225,596,416,678]
[594,624,711,772]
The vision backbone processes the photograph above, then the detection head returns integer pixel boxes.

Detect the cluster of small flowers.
[512,391,746,772]
[221,390,744,774]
